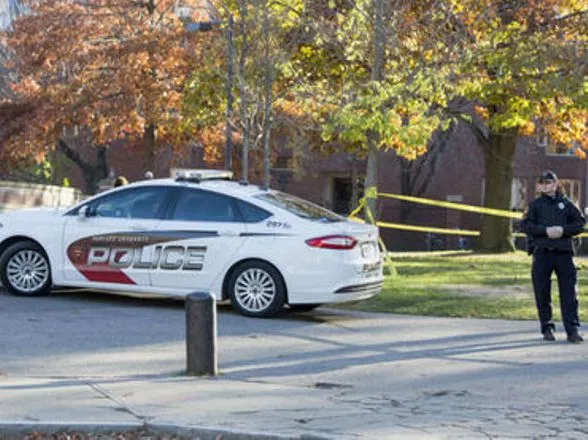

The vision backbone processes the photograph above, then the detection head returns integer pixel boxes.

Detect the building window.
[273,156,293,170]
[536,127,549,148]
[535,121,577,156]
[559,179,581,206]
[546,143,578,156]
[544,139,580,156]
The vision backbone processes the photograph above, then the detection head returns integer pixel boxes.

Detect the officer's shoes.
[567,331,584,344]
[542,329,556,341]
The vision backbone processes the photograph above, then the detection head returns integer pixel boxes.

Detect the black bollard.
[185,292,217,376]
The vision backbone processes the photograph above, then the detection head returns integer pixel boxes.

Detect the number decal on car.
[266,220,291,229]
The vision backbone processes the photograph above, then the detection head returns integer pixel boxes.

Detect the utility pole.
[238,2,249,184]
[224,13,234,171]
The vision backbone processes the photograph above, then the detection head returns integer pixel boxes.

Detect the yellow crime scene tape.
[348,187,588,269]
[373,190,588,237]
[348,198,397,275]
[376,221,480,236]
[353,186,520,236]
[377,192,523,219]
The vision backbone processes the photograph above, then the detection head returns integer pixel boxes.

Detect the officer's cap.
[537,170,558,183]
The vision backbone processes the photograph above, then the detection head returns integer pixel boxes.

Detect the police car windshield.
[255,192,345,223]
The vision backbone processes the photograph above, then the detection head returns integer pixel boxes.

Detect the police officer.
[522,170,585,343]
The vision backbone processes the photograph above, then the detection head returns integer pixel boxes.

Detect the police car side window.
[234,199,271,223]
[93,187,167,219]
[172,189,238,222]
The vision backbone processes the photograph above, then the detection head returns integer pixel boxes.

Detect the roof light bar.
[172,169,234,183]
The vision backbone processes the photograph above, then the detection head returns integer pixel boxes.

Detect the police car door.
[149,187,248,293]
[61,186,170,288]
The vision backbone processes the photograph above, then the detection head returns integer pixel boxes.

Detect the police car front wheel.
[227,261,286,317]
[0,241,52,297]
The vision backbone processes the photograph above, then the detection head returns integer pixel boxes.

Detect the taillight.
[305,235,358,250]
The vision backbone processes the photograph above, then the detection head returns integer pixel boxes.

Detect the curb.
[0,422,333,440]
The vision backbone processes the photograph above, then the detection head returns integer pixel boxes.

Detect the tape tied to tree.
[377,192,523,219]
[364,186,378,200]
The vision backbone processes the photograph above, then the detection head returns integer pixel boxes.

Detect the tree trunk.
[224,13,235,171]
[478,129,517,252]
[142,0,156,176]
[398,122,455,222]
[238,1,249,183]
[365,0,385,219]
[261,1,273,189]
[365,140,379,219]
[57,139,108,195]
[143,123,156,174]
[399,159,411,222]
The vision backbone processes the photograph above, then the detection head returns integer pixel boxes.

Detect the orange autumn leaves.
[1,0,216,163]
[1,0,586,169]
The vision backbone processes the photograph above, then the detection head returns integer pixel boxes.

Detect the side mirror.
[78,205,90,218]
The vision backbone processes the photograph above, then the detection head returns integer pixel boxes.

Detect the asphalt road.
[0,287,343,377]
[2,288,588,439]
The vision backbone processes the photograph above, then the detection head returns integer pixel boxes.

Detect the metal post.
[225,13,234,171]
[185,292,217,376]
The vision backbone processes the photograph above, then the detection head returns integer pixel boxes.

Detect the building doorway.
[333,177,364,215]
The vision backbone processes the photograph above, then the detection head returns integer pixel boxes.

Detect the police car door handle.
[220,230,239,237]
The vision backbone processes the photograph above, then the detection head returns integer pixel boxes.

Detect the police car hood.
[0,206,66,225]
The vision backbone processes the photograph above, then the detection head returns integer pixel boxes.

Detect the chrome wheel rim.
[234,268,276,312]
[6,250,49,293]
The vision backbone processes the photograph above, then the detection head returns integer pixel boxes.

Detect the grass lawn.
[338,251,588,322]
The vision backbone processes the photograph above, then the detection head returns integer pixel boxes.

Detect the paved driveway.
[1,288,587,439]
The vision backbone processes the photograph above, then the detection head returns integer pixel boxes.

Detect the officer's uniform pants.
[532,250,580,335]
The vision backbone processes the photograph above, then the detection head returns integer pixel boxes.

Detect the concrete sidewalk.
[1,302,588,439]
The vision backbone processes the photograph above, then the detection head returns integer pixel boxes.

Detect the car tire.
[289,303,322,312]
[0,241,52,297]
[227,260,286,317]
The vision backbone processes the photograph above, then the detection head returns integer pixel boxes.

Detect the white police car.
[0,170,383,317]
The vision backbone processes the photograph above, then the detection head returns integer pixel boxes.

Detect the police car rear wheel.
[0,241,51,296]
[228,261,286,317]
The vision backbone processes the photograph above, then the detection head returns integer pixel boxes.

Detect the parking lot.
[1,288,588,439]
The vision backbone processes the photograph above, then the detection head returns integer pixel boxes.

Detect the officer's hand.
[546,226,563,239]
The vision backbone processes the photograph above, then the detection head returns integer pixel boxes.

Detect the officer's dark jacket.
[521,192,586,253]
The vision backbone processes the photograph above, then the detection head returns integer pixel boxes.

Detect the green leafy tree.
[287,0,457,217]
[447,0,587,252]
